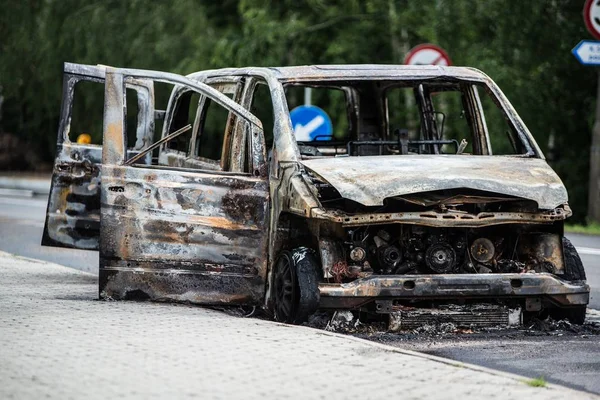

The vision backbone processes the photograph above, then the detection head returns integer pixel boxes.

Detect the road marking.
[0,217,45,228]
[576,246,600,256]
[0,196,47,208]
[0,188,34,197]
[586,308,600,324]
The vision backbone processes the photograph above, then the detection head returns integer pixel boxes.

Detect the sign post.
[588,70,600,222]
[572,40,600,65]
[582,0,600,222]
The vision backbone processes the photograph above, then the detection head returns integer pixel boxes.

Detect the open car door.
[98,68,270,306]
[42,63,155,250]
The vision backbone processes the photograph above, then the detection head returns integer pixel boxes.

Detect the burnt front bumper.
[318,273,589,310]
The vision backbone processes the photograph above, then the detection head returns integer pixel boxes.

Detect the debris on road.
[307,305,600,339]
[388,304,522,331]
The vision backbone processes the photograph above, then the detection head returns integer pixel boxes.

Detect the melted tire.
[563,237,586,281]
[292,248,321,324]
[549,237,587,324]
[273,248,320,324]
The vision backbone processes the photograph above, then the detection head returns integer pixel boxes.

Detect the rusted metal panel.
[102,70,126,166]
[318,273,589,308]
[99,164,270,304]
[42,143,101,249]
[318,237,344,280]
[189,65,490,84]
[250,124,267,177]
[300,155,568,210]
[99,68,270,305]
[310,207,571,228]
[388,304,521,330]
[42,63,155,250]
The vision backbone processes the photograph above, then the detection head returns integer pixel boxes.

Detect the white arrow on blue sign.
[290,105,333,141]
[572,40,600,65]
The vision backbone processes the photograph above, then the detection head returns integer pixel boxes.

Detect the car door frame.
[99,67,270,306]
[42,62,155,250]
[157,76,246,171]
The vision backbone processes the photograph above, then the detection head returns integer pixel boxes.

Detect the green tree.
[0,0,596,220]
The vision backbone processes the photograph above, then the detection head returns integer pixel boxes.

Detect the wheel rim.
[274,253,297,322]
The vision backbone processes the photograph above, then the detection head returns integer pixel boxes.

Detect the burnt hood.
[300,155,568,210]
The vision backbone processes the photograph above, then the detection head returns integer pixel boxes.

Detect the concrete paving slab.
[0,251,596,400]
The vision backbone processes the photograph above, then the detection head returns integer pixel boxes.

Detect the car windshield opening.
[284,80,530,158]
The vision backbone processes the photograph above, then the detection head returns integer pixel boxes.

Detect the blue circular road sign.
[290,105,333,141]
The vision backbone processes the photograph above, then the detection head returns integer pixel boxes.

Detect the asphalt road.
[0,195,98,273]
[569,233,600,310]
[360,328,600,395]
[1,193,600,394]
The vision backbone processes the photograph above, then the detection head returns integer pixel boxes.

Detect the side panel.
[42,142,102,249]
[42,68,105,250]
[99,68,269,305]
[99,165,270,305]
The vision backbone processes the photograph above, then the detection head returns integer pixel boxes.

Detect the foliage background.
[0,0,596,221]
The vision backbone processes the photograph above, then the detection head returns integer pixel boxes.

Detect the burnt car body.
[43,63,590,325]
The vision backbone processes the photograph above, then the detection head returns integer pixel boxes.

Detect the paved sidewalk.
[0,252,596,399]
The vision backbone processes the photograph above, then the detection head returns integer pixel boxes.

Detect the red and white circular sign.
[404,44,452,66]
[584,0,600,40]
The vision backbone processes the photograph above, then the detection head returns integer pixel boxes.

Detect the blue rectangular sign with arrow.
[572,40,600,65]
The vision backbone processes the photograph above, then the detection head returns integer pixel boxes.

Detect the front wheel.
[549,237,587,324]
[272,248,320,324]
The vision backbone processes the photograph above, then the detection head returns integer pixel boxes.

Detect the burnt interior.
[286,79,532,159]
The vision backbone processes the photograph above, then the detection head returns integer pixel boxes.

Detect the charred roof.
[187,64,491,83]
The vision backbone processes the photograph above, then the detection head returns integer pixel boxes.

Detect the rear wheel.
[273,248,320,324]
[549,237,587,324]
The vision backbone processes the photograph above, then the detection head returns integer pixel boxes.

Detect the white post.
[304,87,312,106]
[587,70,600,222]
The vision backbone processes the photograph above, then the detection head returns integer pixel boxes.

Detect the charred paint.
[318,273,589,310]
[42,63,155,250]
[221,191,267,226]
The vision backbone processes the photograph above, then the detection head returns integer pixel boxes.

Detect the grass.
[523,377,547,388]
[564,222,600,236]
